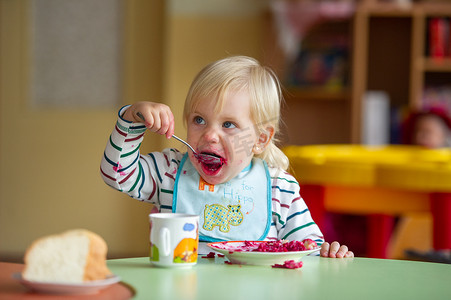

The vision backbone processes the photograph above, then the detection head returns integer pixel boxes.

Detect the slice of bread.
[23,229,112,283]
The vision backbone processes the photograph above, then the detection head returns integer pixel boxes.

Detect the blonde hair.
[183,56,289,170]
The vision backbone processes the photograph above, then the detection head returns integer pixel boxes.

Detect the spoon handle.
[172,135,196,154]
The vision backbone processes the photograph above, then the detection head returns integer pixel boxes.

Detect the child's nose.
[202,127,220,143]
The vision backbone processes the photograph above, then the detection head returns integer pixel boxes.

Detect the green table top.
[107,256,451,300]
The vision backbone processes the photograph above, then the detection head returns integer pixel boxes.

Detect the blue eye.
[223,121,236,129]
[194,116,205,125]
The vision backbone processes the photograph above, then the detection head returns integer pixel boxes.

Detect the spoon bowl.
[172,135,224,165]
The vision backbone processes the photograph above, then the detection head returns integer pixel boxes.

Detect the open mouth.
[199,152,226,175]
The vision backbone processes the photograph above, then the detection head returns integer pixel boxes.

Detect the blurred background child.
[401,107,451,149]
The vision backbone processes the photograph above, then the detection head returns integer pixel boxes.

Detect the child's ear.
[253,126,275,155]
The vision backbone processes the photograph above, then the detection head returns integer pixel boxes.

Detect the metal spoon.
[171,135,224,165]
[136,112,224,165]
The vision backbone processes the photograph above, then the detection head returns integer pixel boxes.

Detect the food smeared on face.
[196,152,227,175]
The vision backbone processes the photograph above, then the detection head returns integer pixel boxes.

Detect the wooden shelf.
[284,87,350,101]
[363,3,415,17]
[268,0,451,145]
[422,58,451,72]
[362,2,451,16]
[356,0,451,139]
[419,2,451,15]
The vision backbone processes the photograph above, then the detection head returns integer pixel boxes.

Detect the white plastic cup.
[149,213,199,268]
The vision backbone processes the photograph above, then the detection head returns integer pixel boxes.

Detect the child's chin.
[198,167,228,185]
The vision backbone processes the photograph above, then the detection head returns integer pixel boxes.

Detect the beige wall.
[0,0,266,261]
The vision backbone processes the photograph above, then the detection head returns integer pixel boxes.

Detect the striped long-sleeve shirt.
[100,106,324,244]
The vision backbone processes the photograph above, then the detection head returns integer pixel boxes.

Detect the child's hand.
[123,101,175,139]
[320,241,354,258]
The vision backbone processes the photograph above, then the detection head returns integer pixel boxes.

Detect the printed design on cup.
[150,221,199,264]
[149,220,159,262]
[203,204,243,232]
[149,219,159,262]
[173,222,199,264]
[150,243,159,262]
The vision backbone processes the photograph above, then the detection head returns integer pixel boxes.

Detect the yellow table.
[284,145,451,258]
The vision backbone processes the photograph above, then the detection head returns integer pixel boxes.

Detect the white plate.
[207,241,320,266]
[13,273,121,295]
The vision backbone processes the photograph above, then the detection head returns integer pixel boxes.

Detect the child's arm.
[270,170,324,245]
[271,170,354,258]
[100,103,181,206]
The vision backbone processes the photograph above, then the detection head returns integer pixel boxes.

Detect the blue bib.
[173,153,271,242]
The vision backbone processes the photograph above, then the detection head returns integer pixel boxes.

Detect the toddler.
[401,107,451,149]
[100,56,352,258]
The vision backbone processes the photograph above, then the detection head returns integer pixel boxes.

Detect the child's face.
[413,115,447,149]
[186,90,260,185]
